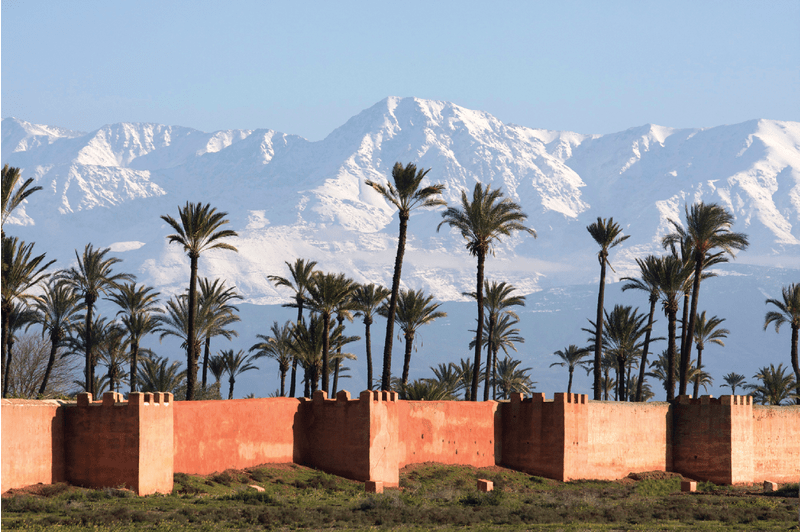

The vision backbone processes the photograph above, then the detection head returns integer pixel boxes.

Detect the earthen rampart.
[3,391,798,494]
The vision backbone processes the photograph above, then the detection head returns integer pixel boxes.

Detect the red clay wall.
[397,400,499,469]
[585,401,672,480]
[63,392,174,495]
[500,393,588,481]
[752,405,800,483]
[294,390,373,482]
[671,395,754,485]
[173,397,300,475]
[1,399,66,492]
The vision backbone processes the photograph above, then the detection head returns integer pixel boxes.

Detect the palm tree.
[454,357,483,401]
[586,217,630,401]
[647,352,712,400]
[62,315,112,396]
[303,271,357,394]
[138,353,186,394]
[250,321,294,397]
[465,281,526,400]
[400,379,457,401]
[97,325,129,393]
[471,313,525,399]
[58,244,133,397]
[32,280,83,396]
[601,305,651,401]
[330,327,359,395]
[494,357,536,400]
[722,372,747,395]
[267,258,318,397]
[746,363,797,405]
[288,316,325,396]
[429,362,463,398]
[663,202,749,396]
[366,162,446,391]
[764,283,800,404]
[2,164,42,238]
[692,311,729,399]
[550,345,591,394]
[208,354,225,385]
[219,349,258,400]
[197,278,241,388]
[106,282,162,393]
[161,202,238,400]
[621,255,663,402]
[379,288,446,388]
[2,302,40,396]
[352,283,390,390]
[2,236,55,397]
[438,183,535,401]
[644,254,691,401]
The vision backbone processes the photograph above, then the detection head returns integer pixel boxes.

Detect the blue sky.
[2,0,799,141]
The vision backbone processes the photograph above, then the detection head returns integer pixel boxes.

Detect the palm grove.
[2,162,798,405]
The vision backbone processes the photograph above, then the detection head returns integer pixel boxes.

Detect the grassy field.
[2,463,798,531]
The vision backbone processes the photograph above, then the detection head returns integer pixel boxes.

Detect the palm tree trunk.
[321,313,331,394]
[130,341,140,393]
[401,332,414,388]
[280,369,286,397]
[693,345,703,399]
[202,337,211,389]
[382,213,409,391]
[472,250,486,402]
[666,308,677,401]
[593,259,607,401]
[567,366,574,395]
[186,254,199,401]
[365,318,373,390]
[679,291,690,364]
[1,307,9,397]
[483,316,495,401]
[681,256,703,396]
[289,302,303,397]
[304,366,311,397]
[228,376,234,400]
[2,344,12,398]
[39,332,62,397]
[492,346,499,401]
[332,359,340,395]
[791,325,799,405]
[85,297,95,397]
[636,296,657,402]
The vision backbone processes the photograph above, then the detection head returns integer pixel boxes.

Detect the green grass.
[3,464,798,531]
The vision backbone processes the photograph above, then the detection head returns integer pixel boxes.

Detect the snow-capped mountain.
[2,97,798,397]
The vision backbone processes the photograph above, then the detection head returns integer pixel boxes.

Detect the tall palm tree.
[330,327,359,395]
[550,345,591,395]
[438,183,535,401]
[352,283,390,390]
[250,321,293,397]
[106,282,162,393]
[2,236,55,397]
[586,217,630,401]
[471,313,525,399]
[97,325,129,393]
[465,281,526,400]
[379,288,446,388]
[138,353,186,394]
[646,254,692,401]
[219,349,258,400]
[289,316,325,396]
[721,372,747,395]
[197,278,241,388]
[746,363,797,405]
[494,357,535,400]
[303,271,357,394]
[366,163,446,392]
[161,202,238,400]
[58,244,133,397]
[764,283,800,404]
[621,255,663,402]
[32,280,83,396]
[267,258,318,397]
[2,164,42,238]
[692,311,729,399]
[663,202,749,396]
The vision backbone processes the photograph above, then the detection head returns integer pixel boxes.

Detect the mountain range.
[2,97,798,398]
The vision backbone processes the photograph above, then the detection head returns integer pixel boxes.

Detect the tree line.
[2,162,798,404]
